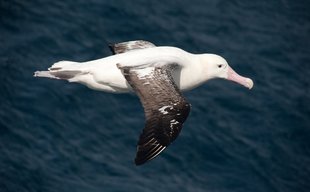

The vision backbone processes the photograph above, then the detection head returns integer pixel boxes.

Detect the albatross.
[34,40,253,165]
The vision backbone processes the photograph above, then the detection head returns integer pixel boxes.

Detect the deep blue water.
[1,0,310,191]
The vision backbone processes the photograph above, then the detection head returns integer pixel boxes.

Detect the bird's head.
[200,54,254,89]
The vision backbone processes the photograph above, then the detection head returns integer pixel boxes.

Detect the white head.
[199,54,253,89]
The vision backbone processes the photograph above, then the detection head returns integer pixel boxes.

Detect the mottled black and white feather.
[109,40,156,55]
[117,64,191,165]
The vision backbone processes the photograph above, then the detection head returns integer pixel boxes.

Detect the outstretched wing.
[117,64,191,165]
[109,40,156,55]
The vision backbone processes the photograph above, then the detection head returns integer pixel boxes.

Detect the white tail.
[34,71,59,79]
[34,61,83,80]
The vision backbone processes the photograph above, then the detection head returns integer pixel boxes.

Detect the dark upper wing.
[117,64,191,165]
[109,40,156,55]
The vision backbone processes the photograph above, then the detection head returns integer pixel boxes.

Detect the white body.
[34,42,254,166]
[52,47,205,93]
[35,46,253,92]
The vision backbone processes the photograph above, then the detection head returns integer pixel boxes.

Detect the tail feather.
[34,71,59,79]
[34,60,85,80]
[34,70,82,80]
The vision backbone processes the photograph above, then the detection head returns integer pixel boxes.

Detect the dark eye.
[218,64,223,68]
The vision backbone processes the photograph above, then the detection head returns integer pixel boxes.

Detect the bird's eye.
[218,64,223,68]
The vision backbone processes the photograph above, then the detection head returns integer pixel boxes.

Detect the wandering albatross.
[34,40,253,165]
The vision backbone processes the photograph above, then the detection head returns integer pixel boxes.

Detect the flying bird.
[34,40,253,165]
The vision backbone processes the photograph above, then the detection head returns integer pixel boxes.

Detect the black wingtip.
[108,43,116,55]
[134,153,151,166]
[134,145,167,166]
[135,153,149,166]
[134,159,145,166]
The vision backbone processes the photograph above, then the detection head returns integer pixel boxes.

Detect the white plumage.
[35,45,252,93]
[34,40,253,165]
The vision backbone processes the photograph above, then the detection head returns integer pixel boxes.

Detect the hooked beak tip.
[246,78,254,90]
[227,66,254,90]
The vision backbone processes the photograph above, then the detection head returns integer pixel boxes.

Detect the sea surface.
[0,0,309,191]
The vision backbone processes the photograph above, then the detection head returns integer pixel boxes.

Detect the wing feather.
[109,40,156,55]
[118,64,191,165]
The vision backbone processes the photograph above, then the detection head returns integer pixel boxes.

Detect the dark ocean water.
[1,0,310,191]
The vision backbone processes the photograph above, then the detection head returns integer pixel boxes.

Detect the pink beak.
[227,66,254,89]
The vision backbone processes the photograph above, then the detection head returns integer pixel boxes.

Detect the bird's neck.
[178,54,207,91]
